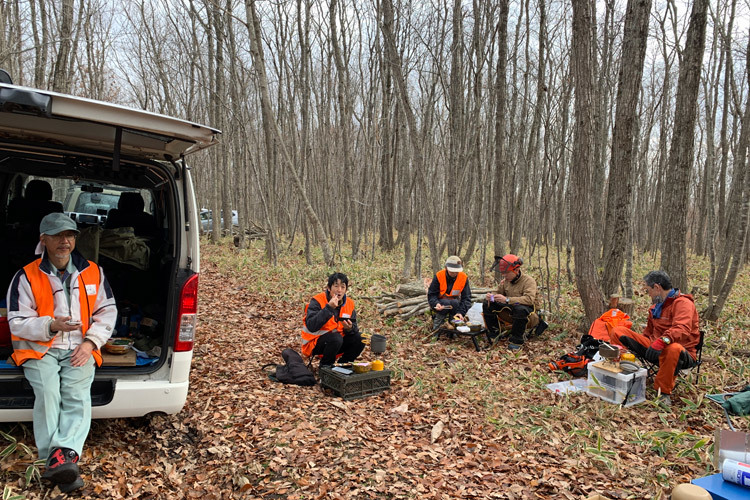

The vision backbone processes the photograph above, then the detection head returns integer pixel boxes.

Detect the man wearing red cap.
[483,254,539,351]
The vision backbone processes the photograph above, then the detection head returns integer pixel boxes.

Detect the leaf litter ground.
[1,241,749,499]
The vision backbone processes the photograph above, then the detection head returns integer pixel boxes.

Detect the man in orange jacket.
[609,270,700,407]
[301,272,364,366]
[6,213,117,493]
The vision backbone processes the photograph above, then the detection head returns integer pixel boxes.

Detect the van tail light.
[174,273,198,352]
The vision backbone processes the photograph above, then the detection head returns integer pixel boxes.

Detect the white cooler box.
[587,361,647,407]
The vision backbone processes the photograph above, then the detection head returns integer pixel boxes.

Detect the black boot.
[508,318,528,346]
[432,312,448,331]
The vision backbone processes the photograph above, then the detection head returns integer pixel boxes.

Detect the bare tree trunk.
[378,64,396,251]
[600,0,651,297]
[492,0,509,278]
[330,0,360,259]
[297,0,313,262]
[570,0,604,324]
[28,0,49,87]
[244,0,332,264]
[704,34,750,320]
[660,0,708,291]
[380,0,440,272]
[446,0,464,256]
[51,0,74,92]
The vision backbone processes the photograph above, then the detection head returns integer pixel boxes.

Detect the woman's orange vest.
[300,292,355,357]
[11,259,103,366]
[436,269,467,299]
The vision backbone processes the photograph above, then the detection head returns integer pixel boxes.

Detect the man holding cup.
[6,213,117,493]
[483,254,538,351]
[427,256,472,331]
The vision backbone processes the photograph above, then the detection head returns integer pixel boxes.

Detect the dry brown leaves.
[0,252,748,499]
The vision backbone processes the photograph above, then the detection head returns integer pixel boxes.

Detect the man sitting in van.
[5,213,117,493]
[301,272,364,366]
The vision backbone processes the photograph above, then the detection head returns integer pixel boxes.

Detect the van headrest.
[118,192,145,213]
[25,180,53,201]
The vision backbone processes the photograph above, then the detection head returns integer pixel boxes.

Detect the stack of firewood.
[369,280,493,320]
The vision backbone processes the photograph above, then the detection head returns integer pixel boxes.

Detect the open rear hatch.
[0,83,219,408]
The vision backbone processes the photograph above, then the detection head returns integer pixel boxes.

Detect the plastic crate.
[587,361,646,407]
[319,366,391,400]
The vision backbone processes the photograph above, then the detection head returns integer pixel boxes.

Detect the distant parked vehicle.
[200,208,238,232]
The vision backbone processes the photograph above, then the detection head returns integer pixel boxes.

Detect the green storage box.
[319,366,391,400]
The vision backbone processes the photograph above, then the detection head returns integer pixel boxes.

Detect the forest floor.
[1,239,749,499]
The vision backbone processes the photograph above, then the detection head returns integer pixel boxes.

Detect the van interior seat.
[7,179,64,227]
[105,191,158,238]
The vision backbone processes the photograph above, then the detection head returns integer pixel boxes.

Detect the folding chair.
[680,330,705,383]
[483,307,548,345]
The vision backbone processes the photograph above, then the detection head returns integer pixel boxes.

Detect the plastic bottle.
[722,458,750,488]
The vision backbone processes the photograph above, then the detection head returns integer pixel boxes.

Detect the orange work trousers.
[609,326,694,395]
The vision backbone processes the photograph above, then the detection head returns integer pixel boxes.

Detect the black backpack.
[263,348,316,386]
[547,334,604,378]
[575,334,604,359]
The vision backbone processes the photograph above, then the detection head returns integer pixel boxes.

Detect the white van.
[0,79,219,420]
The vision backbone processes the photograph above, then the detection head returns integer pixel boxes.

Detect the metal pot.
[370,334,387,354]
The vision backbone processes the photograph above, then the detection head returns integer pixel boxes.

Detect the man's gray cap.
[39,212,79,236]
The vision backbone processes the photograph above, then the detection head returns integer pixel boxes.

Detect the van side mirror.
[0,69,12,85]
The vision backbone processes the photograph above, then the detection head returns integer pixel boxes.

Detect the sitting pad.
[494,307,540,329]
[722,388,750,416]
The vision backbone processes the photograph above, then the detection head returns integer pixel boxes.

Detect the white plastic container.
[587,362,647,407]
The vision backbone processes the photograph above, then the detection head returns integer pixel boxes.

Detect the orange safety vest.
[436,269,467,299]
[300,292,355,357]
[11,259,103,367]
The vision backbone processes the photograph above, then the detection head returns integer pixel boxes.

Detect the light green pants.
[22,349,95,460]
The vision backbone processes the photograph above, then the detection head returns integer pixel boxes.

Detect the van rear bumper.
[92,379,189,419]
[0,379,189,422]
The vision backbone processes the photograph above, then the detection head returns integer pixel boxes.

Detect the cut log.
[396,296,428,307]
[395,281,429,297]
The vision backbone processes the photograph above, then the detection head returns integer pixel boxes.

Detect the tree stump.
[618,298,634,315]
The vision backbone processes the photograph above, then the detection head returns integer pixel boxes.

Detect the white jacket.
[6,250,117,350]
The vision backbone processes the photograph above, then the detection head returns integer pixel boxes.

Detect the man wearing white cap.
[427,256,472,331]
[6,212,117,493]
